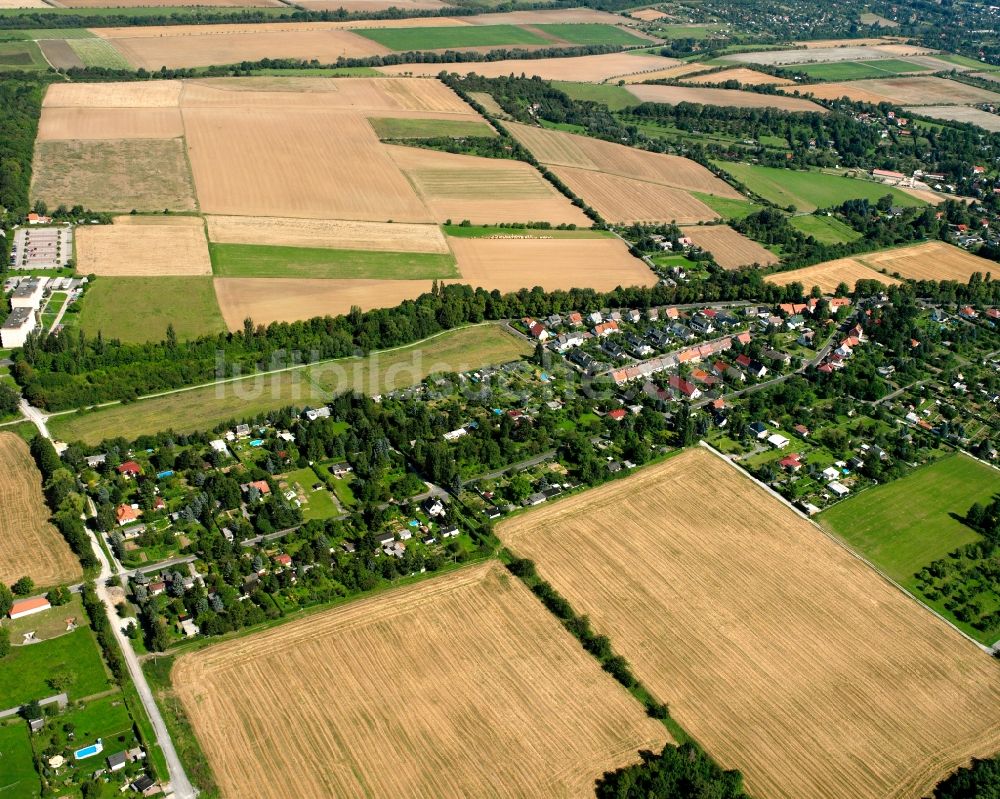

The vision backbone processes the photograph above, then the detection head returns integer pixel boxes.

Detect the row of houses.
[608,331,752,387]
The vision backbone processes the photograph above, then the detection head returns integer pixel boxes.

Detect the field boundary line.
[698,440,996,654]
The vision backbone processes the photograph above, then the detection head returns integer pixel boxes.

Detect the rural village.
[0,0,999,797]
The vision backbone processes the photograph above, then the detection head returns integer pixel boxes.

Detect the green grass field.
[354,24,548,51]
[649,24,725,40]
[794,59,929,81]
[713,162,927,212]
[691,191,764,219]
[934,52,1000,71]
[0,28,94,39]
[209,243,459,280]
[442,224,610,238]
[551,80,639,110]
[59,693,135,746]
[49,324,531,445]
[368,116,496,139]
[0,5,289,16]
[78,276,226,345]
[789,213,862,244]
[820,454,998,642]
[535,23,649,46]
[0,40,47,72]
[0,627,111,708]
[0,722,39,798]
[67,37,131,69]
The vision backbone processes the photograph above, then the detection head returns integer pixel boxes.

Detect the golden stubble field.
[172,562,668,799]
[380,52,681,82]
[627,83,825,112]
[857,240,999,280]
[765,256,902,293]
[795,76,1000,106]
[76,216,212,276]
[507,121,744,199]
[497,448,1000,799]
[681,67,794,86]
[0,433,80,588]
[680,224,779,268]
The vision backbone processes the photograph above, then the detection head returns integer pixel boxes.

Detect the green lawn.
[0,627,111,708]
[282,467,340,520]
[0,722,39,798]
[551,80,639,110]
[209,242,459,280]
[77,276,226,345]
[354,24,548,51]
[794,59,929,81]
[690,191,764,219]
[789,214,862,244]
[820,454,1000,643]
[368,116,496,139]
[713,162,927,212]
[329,473,356,508]
[442,224,610,238]
[536,23,650,46]
[58,693,135,746]
[0,40,47,72]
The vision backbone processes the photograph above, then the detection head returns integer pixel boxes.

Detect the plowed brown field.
[680,224,779,268]
[765,256,901,293]
[857,240,997,280]
[497,449,1000,799]
[627,83,825,111]
[508,121,743,199]
[76,217,211,276]
[172,563,668,799]
[206,216,449,253]
[0,433,80,588]
[550,166,719,223]
[386,144,589,225]
[449,236,656,292]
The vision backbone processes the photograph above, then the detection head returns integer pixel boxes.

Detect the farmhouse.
[1,307,38,349]
[9,596,52,620]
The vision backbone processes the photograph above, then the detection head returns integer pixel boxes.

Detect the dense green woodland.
[930,756,1000,798]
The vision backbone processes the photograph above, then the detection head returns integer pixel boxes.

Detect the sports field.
[820,454,994,583]
[209,242,458,279]
[789,214,862,244]
[172,563,667,797]
[49,324,530,444]
[679,224,778,268]
[76,216,212,276]
[0,432,80,588]
[714,162,925,212]
[497,448,1000,799]
[77,276,226,344]
[765,256,901,293]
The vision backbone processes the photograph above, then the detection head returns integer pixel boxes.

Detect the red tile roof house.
[274,553,292,568]
[593,321,620,337]
[9,596,51,620]
[527,321,549,341]
[116,504,142,526]
[117,461,142,478]
[779,453,803,472]
[242,479,271,495]
[567,312,583,326]
[606,409,627,421]
[668,374,701,399]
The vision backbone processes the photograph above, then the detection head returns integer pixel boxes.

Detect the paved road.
[468,449,557,483]
[19,399,50,439]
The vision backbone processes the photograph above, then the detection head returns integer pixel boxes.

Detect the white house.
[1,307,37,348]
[828,481,850,498]
[767,433,789,449]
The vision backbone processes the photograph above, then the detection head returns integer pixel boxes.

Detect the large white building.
[1,306,37,348]
[9,277,47,309]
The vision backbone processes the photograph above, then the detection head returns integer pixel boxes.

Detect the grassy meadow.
[369,117,496,139]
[551,81,639,110]
[793,59,929,81]
[355,24,548,50]
[442,224,612,238]
[0,722,39,798]
[0,627,110,708]
[789,214,862,244]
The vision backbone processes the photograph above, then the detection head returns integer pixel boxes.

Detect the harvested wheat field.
[63,0,283,5]
[622,62,711,83]
[387,144,590,225]
[550,166,719,224]
[43,80,183,108]
[904,105,1000,132]
[450,237,656,292]
[765,256,901,293]
[297,0,447,10]
[798,76,1000,106]
[498,448,1000,799]
[508,122,743,198]
[0,433,80,589]
[680,224,779,268]
[32,138,196,212]
[627,83,825,112]
[184,108,429,221]
[468,91,506,116]
[381,52,680,82]
[172,562,667,799]
[630,7,669,20]
[213,277,436,327]
[728,43,931,65]
[681,67,794,86]
[76,217,211,276]
[856,241,997,281]
[206,216,449,253]
[37,108,183,140]
[95,24,389,69]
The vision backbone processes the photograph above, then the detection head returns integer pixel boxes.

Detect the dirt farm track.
[0,433,81,588]
[172,562,667,798]
[498,449,1000,799]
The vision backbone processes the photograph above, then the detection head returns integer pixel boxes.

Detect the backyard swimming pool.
[74,739,103,760]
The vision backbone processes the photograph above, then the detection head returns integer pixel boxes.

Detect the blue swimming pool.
[249,439,264,447]
[74,739,103,760]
